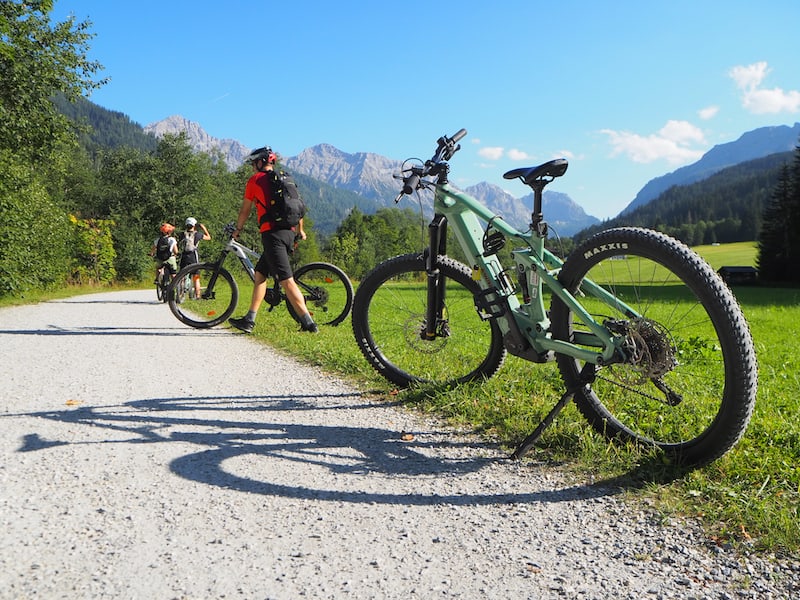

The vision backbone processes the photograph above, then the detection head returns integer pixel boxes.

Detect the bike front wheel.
[550,227,757,467]
[286,262,354,326]
[168,263,239,329]
[352,253,506,388]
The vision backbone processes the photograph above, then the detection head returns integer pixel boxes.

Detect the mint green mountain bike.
[352,129,757,467]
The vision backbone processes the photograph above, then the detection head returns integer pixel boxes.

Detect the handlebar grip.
[451,128,467,143]
[402,173,420,195]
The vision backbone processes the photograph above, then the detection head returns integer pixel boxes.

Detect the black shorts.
[180,252,199,271]
[256,229,296,282]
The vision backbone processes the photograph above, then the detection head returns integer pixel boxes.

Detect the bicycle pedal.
[473,287,507,319]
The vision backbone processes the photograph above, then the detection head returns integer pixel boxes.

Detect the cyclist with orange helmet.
[150,222,179,280]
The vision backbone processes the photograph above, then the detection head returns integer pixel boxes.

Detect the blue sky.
[52,0,800,219]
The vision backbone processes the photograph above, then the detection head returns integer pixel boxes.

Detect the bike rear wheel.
[156,271,169,302]
[352,253,505,388]
[285,262,354,326]
[168,263,239,329]
[550,227,757,467]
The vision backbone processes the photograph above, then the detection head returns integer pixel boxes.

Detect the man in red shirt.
[228,146,317,333]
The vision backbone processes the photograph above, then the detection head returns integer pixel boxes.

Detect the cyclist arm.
[297,218,307,241]
[199,222,211,241]
[234,197,255,239]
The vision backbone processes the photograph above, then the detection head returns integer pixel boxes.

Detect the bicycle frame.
[203,235,313,310]
[201,237,259,298]
[429,182,640,366]
[225,238,259,282]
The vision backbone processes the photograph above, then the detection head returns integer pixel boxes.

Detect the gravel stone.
[0,290,798,599]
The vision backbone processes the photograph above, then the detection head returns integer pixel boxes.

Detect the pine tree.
[757,142,800,283]
[792,146,800,282]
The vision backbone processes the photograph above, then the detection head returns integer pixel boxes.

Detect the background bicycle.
[154,265,171,303]
[352,129,757,468]
[168,223,353,330]
[172,270,197,303]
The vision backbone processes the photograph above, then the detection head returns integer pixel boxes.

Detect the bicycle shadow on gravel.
[52,298,156,305]
[0,325,228,337]
[10,393,639,507]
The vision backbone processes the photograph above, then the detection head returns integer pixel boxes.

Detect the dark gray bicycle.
[168,223,353,330]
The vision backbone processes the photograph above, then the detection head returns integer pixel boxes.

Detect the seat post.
[530,180,547,237]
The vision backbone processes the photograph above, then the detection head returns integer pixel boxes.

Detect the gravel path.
[1,290,797,599]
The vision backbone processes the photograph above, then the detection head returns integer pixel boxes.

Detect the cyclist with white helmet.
[180,216,211,298]
[180,217,211,269]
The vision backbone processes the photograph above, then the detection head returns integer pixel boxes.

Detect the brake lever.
[393,169,413,203]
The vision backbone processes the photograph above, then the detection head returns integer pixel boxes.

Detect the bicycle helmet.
[160,222,175,234]
[185,217,197,227]
[244,146,276,165]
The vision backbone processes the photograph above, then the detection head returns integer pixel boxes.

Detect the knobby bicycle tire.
[285,262,354,326]
[352,253,506,388]
[156,271,170,303]
[550,227,757,467]
[168,262,239,329]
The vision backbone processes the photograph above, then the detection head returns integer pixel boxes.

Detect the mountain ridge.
[622,122,800,214]
[144,115,600,235]
[144,114,798,236]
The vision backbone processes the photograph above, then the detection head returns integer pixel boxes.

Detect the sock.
[246,310,257,322]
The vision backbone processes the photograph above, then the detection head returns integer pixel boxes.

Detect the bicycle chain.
[594,371,672,405]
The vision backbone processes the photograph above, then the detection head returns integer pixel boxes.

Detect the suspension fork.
[424,214,448,340]
[202,251,230,299]
[202,264,223,299]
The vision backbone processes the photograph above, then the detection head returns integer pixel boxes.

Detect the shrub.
[0,151,72,297]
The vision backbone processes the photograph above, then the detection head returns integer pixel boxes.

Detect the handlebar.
[402,173,420,196]
[440,128,467,157]
[395,128,467,201]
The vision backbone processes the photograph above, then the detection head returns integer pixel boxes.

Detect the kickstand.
[510,363,597,461]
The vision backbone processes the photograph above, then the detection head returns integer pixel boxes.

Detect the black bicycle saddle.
[503,158,569,185]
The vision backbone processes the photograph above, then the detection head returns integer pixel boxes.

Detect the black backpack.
[155,235,172,260]
[258,169,307,229]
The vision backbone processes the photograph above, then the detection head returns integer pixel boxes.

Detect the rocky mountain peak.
[285,144,402,201]
[144,115,251,170]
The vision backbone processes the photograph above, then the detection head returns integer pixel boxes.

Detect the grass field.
[693,241,760,270]
[5,241,798,555]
